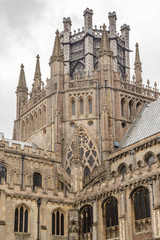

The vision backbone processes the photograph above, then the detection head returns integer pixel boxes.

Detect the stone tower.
[13,8,160,179]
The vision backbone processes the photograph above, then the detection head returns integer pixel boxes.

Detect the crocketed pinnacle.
[135,43,141,66]
[17,64,28,92]
[99,24,111,57]
[134,43,142,84]
[50,29,63,63]
[34,54,41,79]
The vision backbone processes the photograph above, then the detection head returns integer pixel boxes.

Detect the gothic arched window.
[80,205,93,235]
[0,164,7,183]
[121,98,125,117]
[104,198,119,238]
[129,100,134,118]
[80,99,84,115]
[52,209,65,236]
[14,205,29,233]
[33,172,42,190]
[71,100,75,116]
[88,98,92,114]
[133,188,150,221]
[65,129,99,178]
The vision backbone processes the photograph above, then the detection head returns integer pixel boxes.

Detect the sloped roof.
[120,98,160,148]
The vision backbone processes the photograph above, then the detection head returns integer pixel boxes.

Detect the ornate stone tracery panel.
[65,127,100,177]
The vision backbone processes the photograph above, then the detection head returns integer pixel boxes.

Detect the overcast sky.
[1,0,160,138]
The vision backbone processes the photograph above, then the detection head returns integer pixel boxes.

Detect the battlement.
[0,132,56,160]
[120,78,160,99]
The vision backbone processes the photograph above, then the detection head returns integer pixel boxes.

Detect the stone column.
[93,199,98,240]
[119,188,126,240]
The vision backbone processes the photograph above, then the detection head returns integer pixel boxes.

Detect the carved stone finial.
[17,64,28,93]
[98,23,112,57]
[49,29,63,64]
[147,79,150,86]
[134,42,142,85]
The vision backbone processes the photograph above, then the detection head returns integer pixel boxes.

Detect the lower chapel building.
[1,8,160,240]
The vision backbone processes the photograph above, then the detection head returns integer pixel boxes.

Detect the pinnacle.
[135,42,141,64]
[50,29,63,63]
[99,23,111,57]
[17,64,28,91]
[34,54,41,78]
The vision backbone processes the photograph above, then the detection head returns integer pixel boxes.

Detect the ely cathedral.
[0,8,160,240]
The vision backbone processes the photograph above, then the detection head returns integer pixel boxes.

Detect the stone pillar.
[68,209,79,240]
[93,199,98,240]
[120,24,130,81]
[119,188,126,240]
[63,17,71,75]
[83,8,94,75]
[108,12,117,71]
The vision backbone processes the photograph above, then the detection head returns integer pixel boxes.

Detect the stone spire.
[134,43,142,84]
[99,24,112,57]
[32,54,42,93]
[17,64,28,92]
[50,30,63,64]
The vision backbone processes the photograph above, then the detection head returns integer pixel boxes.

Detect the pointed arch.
[25,118,29,138]
[70,97,76,117]
[42,105,46,126]
[38,108,42,129]
[121,98,126,117]
[21,120,25,140]
[33,111,37,131]
[87,96,92,115]
[29,114,33,136]
[136,101,142,113]
[79,97,84,115]
[64,125,100,177]
[129,100,135,118]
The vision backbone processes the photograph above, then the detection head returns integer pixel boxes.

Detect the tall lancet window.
[72,100,75,116]
[80,99,84,115]
[89,98,92,114]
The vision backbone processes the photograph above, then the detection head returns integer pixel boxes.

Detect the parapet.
[83,8,93,16]
[120,24,130,31]
[0,132,56,160]
[108,11,117,20]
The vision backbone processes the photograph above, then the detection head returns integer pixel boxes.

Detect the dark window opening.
[81,205,93,234]
[105,198,118,228]
[0,164,7,182]
[33,172,42,190]
[52,210,65,236]
[133,188,151,220]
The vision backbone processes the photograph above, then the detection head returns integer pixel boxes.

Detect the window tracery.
[14,205,29,233]
[103,198,119,239]
[52,209,65,236]
[132,187,151,232]
[65,128,99,177]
